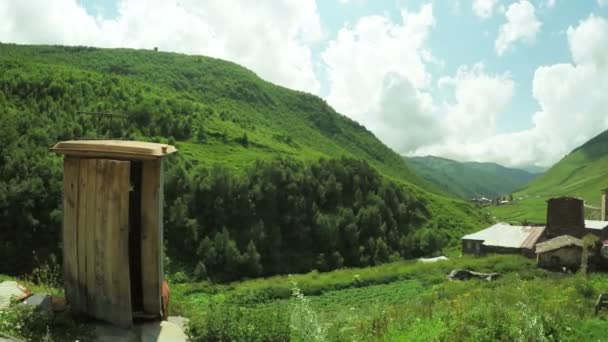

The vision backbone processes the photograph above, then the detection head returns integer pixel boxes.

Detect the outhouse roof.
[52,140,177,160]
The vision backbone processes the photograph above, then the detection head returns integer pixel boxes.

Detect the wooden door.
[140,159,163,318]
[64,158,132,328]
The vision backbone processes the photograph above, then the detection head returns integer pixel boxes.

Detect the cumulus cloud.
[0,0,323,94]
[495,0,542,56]
[321,5,607,169]
[322,4,438,150]
[321,4,522,163]
[438,63,514,142]
[416,15,608,168]
[472,0,499,19]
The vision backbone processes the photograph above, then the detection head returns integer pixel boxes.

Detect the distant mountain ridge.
[490,129,608,223]
[403,155,537,199]
[515,129,608,207]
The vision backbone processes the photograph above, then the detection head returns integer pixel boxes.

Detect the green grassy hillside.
[490,130,608,223]
[0,43,427,183]
[404,155,536,199]
[0,43,486,278]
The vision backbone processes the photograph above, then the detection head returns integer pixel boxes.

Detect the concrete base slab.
[93,320,187,342]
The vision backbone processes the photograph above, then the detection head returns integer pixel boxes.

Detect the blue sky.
[3,0,608,168]
[315,0,605,133]
[76,0,604,135]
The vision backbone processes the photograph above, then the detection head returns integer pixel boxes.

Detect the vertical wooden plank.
[76,159,89,313]
[93,160,109,320]
[110,160,132,327]
[62,157,80,313]
[87,159,132,328]
[85,159,98,315]
[141,159,162,317]
[101,160,115,324]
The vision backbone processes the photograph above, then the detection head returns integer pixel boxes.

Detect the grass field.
[4,255,608,341]
[170,254,608,341]
[487,196,548,224]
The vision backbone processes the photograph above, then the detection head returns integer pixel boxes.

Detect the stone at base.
[93,320,188,342]
[167,316,190,331]
[94,323,136,342]
[140,321,188,342]
[20,293,52,312]
[0,281,31,310]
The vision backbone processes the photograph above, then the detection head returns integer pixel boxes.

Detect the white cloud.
[599,0,608,7]
[322,4,439,151]
[438,63,514,141]
[495,0,542,56]
[0,0,323,94]
[411,64,515,163]
[472,0,499,19]
[321,4,517,159]
[546,0,557,8]
[415,15,608,168]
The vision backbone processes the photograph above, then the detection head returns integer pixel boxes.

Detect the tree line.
[164,157,448,281]
[0,48,462,280]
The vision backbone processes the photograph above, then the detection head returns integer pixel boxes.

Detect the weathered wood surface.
[67,158,133,327]
[93,160,109,320]
[62,157,80,313]
[76,158,90,313]
[85,159,98,314]
[595,293,608,315]
[141,159,163,317]
[106,160,132,327]
[52,140,176,160]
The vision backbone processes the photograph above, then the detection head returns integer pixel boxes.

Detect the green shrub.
[186,303,290,342]
[0,304,92,342]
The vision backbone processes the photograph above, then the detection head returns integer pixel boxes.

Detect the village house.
[462,194,608,262]
[535,235,583,271]
[461,223,545,257]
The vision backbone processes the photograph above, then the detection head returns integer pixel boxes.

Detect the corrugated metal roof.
[535,235,582,254]
[462,223,546,249]
[585,220,608,230]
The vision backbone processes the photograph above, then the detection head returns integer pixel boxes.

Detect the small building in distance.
[461,223,545,257]
[469,197,492,207]
[584,220,608,239]
[535,235,583,271]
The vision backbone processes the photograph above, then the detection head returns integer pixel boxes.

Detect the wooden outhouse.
[52,140,176,328]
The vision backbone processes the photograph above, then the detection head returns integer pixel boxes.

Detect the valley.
[0,40,607,341]
[404,155,537,200]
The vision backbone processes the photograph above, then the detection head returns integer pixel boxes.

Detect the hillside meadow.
[173,254,608,341]
[490,130,608,224]
[4,255,608,341]
[0,43,489,281]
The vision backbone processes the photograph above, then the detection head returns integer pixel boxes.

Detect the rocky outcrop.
[447,269,501,281]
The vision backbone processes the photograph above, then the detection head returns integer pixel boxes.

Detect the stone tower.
[545,197,585,239]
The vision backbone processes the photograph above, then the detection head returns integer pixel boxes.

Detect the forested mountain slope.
[0,43,486,279]
[404,156,537,199]
[491,129,608,223]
